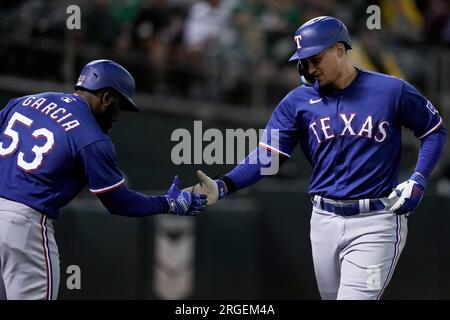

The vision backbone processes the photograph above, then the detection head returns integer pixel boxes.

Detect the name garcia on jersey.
[309,113,390,143]
[21,96,80,131]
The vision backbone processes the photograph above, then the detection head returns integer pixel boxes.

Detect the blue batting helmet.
[288,16,352,61]
[75,59,138,112]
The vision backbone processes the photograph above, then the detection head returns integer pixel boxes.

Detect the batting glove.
[388,172,426,215]
[165,176,208,216]
[182,170,227,205]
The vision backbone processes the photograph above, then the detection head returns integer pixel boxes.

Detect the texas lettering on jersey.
[260,70,443,199]
[309,114,390,144]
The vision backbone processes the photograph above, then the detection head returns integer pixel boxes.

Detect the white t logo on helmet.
[294,35,302,49]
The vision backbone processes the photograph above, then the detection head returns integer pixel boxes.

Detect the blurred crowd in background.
[1,0,450,191]
[1,0,449,103]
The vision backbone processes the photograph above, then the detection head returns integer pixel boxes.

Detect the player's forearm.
[414,126,447,180]
[224,146,286,194]
[97,184,169,217]
[225,159,265,193]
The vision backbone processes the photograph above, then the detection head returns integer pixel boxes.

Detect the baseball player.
[0,59,207,300]
[186,16,447,299]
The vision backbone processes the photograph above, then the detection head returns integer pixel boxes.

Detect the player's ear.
[101,89,115,106]
[100,89,119,112]
[336,43,345,57]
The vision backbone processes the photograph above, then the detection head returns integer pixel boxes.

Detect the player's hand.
[165,176,207,216]
[182,170,227,205]
[388,173,426,215]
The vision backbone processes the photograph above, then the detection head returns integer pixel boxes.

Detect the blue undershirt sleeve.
[225,146,288,192]
[97,184,169,217]
[414,126,447,180]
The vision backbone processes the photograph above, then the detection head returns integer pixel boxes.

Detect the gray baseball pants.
[310,197,408,300]
[0,197,59,300]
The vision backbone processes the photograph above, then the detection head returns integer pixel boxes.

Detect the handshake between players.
[167,170,221,217]
[182,170,427,217]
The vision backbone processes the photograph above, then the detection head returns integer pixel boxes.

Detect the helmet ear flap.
[297,60,315,87]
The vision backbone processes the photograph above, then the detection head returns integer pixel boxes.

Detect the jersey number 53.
[0,112,55,171]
